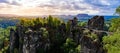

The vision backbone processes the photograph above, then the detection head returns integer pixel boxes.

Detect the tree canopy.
[116,6,120,15]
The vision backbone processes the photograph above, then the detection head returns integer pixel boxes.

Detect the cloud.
[0,0,120,15]
[40,0,120,15]
[0,0,8,3]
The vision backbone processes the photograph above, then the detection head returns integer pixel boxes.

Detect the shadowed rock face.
[88,15,104,30]
[10,28,15,53]
[10,26,51,53]
[80,35,106,53]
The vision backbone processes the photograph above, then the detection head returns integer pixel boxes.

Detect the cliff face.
[9,16,107,53]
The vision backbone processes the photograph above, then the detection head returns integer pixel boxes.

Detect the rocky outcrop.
[79,15,106,53]
[88,15,104,30]
[88,16,106,42]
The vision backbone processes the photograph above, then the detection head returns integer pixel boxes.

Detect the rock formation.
[88,15,104,30]
[80,15,106,53]
[9,16,107,53]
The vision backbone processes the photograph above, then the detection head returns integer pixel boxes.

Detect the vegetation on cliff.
[103,18,120,53]
[0,26,15,53]
[103,6,120,53]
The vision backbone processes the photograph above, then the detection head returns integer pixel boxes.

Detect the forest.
[0,6,120,53]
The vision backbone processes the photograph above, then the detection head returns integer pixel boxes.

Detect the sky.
[0,0,120,16]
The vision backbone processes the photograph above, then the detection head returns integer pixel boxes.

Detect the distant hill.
[0,14,19,17]
[75,14,91,20]
[41,14,90,20]
[76,14,89,17]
